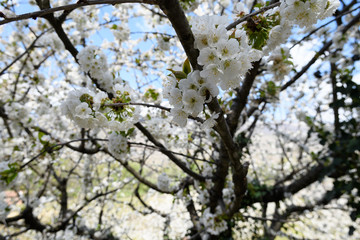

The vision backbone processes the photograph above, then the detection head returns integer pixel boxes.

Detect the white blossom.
[170,108,188,127]
[182,89,204,117]
[108,132,128,159]
[157,173,171,191]
[200,112,219,130]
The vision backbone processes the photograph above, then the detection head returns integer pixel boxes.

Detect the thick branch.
[227,60,261,134]
[330,62,340,137]
[5,206,47,231]
[157,0,200,70]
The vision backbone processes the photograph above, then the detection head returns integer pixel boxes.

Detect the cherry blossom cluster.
[77,46,114,92]
[108,132,128,159]
[110,24,130,43]
[157,173,172,192]
[164,15,264,127]
[200,207,228,236]
[164,70,219,127]
[4,102,30,125]
[192,15,263,91]
[61,83,139,131]
[268,46,293,81]
[264,0,339,53]
[279,0,340,29]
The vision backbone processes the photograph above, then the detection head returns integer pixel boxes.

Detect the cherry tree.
[0,0,359,239]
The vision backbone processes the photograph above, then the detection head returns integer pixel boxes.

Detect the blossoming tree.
[0,0,360,239]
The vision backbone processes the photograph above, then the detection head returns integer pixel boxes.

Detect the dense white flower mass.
[192,15,263,91]
[164,69,217,125]
[2,0,356,239]
[164,0,338,128]
[280,0,340,29]
[200,207,228,236]
[77,46,114,92]
[61,82,139,130]
[4,102,30,124]
[61,88,97,128]
[268,46,293,81]
[157,173,171,192]
[108,132,128,159]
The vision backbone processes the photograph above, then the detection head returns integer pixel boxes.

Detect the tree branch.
[225,2,281,30]
[281,11,360,91]
[0,0,157,26]
[157,0,201,70]
[135,122,206,181]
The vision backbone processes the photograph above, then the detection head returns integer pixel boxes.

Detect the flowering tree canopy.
[0,0,360,239]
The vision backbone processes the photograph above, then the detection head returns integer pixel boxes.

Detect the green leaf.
[167,69,187,80]
[144,88,160,101]
[135,58,141,66]
[0,163,20,185]
[254,3,263,8]
[267,81,277,96]
[182,58,191,75]
[127,128,135,137]
[38,131,47,144]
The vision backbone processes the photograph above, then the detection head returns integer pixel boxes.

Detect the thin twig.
[0,0,157,26]
[226,2,281,30]
[104,102,205,123]
[20,138,106,169]
[104,102,171,111]
[290,5,360,50]
[0,31,48,76]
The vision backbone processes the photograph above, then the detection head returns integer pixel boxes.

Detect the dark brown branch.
[246,156,347,207]
[52,187,123,231]
[20,138,102,170]
[281,41,333,91]
[105,102,171,111]
[135,122,206,181]
[0,102,13,138]
[208,143,230,212]
[141,3,167,18]
[0,0,157,26]
[130,141,205,161]
[134,186,167,217]
[105,102,204,123]
[157,0,201,70]
[4,206,47,231]
[104,148,176,193]
[227,60,261,134]
[330,62,340,137]
[45,15,79,60]
[268,187,344,234]
[226,2,281,30]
